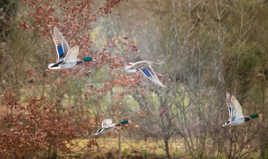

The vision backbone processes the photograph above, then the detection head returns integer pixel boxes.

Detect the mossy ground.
[62,137,186,159]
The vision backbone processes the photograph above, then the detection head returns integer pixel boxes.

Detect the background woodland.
[0,0,267,159]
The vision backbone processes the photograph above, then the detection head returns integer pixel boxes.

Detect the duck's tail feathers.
[156,80,166,88]
[159,82,166,88]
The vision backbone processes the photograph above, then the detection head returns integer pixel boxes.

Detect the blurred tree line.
[0,0,267,159]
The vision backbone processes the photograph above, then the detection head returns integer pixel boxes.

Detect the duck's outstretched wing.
[93,120,128,137]
[138,64,166,87]
[94,127,115,136]
[52,27,70,62]
[226,94,233,121]
[226,92,244,120]
[101,119,114,128]
[230,95,244,118]
[64,46,79,63]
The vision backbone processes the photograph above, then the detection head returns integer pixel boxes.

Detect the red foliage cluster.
[101,0,124,14]
[4,0,144,157]
[19,0,139,86]
[0,90,92,158]
[112,73,141,87]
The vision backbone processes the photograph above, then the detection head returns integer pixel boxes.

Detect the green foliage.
[125,96,139,112]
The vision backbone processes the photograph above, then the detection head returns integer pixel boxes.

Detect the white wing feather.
[51,30,61,62]
[226,102,233,121]
[125,60,153,70]
[230,95,244,118]
[149,65,166,87]
[226,92,244,120]
[226,92,232,121]
[102,119,114,128]
[64,46,79,63]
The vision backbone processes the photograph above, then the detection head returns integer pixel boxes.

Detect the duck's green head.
[120,120,128,125]
[250,113,259,119]
[82,57,95,62]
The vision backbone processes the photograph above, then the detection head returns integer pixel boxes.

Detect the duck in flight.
[94,119,128,136]
[48,27,95,70]
[124,60,166,87]
[222,92,260,127]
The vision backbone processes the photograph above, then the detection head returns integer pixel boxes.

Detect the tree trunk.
[48,143,57,159]
[118,129,121,159]
[51,145,57,159]
[260,130,268,159]
[260,82,268,159]
[164,137,171,159]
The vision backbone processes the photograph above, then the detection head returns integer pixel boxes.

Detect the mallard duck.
[222,92,260,127]
[94,119,128,136]
[48,27,95,70]
[124,60,166,87]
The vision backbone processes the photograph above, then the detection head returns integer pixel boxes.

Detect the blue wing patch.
[57,45,64,57]
[228,106,232,119]
[228,107,232,114]
[142,68,151,77]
